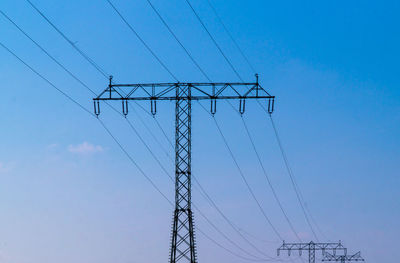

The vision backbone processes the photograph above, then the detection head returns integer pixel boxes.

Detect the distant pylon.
[277,241,346,263]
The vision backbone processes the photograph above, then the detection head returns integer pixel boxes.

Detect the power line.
[18,3,267,257]
[192,176,276,259]
[197,101,283,241]
[256,100,322,242]
[205,0,257,74]
[196,227,272,262]
[25,0,176,169]
[197,2,324,243]
[193,202,272,261]
[125,111,273,261]
[104,1,280,257]
[1,41,264,262]
[21,1,286,258]
[0,11,241,256]
[26,0,109,79]
[304,203,329,241]
[180,8,286,242]
[240,114,302,242]
[145,0,211,82]
[105,0,178,81]
[268,114,319,241]
[0,40,173,206]
[184,0,244,81]
[0,9,98,95]
[0,41,93,117]
[142,1,280,256]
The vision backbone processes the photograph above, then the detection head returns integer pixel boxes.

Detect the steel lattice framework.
[277,241,347,263]
[170,86,197,263]
[93,76,274,263]
[323,251,364,263]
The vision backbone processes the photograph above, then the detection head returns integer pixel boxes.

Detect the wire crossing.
[26,0,109,79]
[205,0,257,73]
[240,115,302,242]
[184,0,244,82]
[1,40,270,262]
[269,115,319,241]
[145,0,211,82]
[18,2,282,260]
[106,0,178,81]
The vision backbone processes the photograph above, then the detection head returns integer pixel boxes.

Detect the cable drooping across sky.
[203,0,324,242]
[184,0,244,82]
[17,1,283,260]
[0,40,280,262]
[142,0,285,257]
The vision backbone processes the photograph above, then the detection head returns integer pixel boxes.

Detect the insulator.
[239,98,246,114]
[151,99,157,115]
[122,100,128,116]
[210,98,217,115]
[268,97,275,114]
[94,100,100,116]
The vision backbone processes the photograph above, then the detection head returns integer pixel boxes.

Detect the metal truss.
[323,251,364,263]
[277,241,347,263]
[93,76,275,115]
[93,75,274,263]
[170,85,197,263]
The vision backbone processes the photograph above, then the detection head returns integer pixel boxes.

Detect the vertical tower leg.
[309,243,315,263]
[170,85,197,263]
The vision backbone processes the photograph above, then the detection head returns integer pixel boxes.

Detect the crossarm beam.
[277,241,346,256]
[322,252,364,262]
[93,78,275,115]
[95,81,273,101]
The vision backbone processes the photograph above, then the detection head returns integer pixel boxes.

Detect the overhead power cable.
[305,203,328,241]
[4,8,272,259]
[196,227,270,262]
[25,0,175,160]
[104,1,278,257]
[26,0,109,79]
[0,41,267,262]
[0,9,171,166]
[202,0,324,241]
[197,102,282,241]
[105,0,178,81]
[192,176,276,259]
[184,0,244,82]
[240,114,302,242]
[180,8,286,242]
[268,114,319,241]
[22,1,284,258]
[205,0,257,74]
[0,40,173,206]
[145,0,211,82]
[0,10,98,96]
[143,0,279,257]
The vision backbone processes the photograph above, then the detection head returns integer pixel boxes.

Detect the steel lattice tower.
[277,241,347,263]
[170,86,197,263]
[93,76,274,263]
[323,251,364,263]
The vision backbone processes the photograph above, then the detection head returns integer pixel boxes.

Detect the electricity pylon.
[93,75,275,263]
[277,241,347,263]
[323,251,364,263]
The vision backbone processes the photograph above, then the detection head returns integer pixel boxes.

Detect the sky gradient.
[0,0,399,263]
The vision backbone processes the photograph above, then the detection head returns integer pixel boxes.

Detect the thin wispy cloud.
[67,142,104,154]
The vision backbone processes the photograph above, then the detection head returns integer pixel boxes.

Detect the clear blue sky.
[0,0,399,262]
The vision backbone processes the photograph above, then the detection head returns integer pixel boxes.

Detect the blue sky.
[0,0,399,262]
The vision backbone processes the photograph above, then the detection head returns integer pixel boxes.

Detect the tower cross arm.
[322,251,364,262]
[277,241,347,257]
[94,82,274,101]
